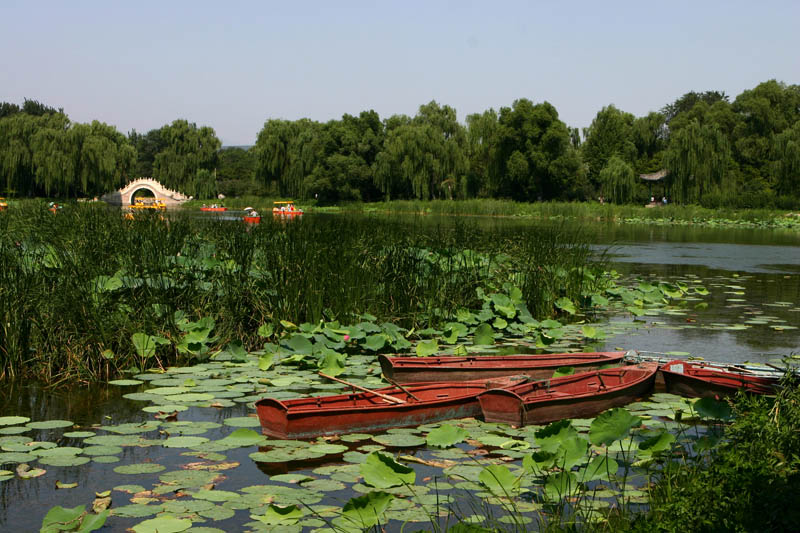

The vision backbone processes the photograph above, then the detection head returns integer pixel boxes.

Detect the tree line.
[1,79,798,207]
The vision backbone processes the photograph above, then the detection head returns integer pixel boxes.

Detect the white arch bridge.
[100,178,190,207]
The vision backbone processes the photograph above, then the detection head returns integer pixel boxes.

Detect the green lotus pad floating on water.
[26,420,74,430]
[371,433,427,447]
[0,416,31,426]
[108,379,144,386]
[132,515,192,533]
[162,436,210,448]
[114,463,166,475]
[222,416,261,427]
[38,455,91,467]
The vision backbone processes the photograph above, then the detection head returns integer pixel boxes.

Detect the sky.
[2,0,798,146]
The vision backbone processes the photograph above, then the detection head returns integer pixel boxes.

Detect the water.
[1,216,798,531]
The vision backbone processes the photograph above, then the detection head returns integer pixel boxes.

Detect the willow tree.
[72,121,136,195]
[599,156,636,204]
[582,105,637,188]
[253,119,326,198]
[771,121,800,196]
[0,112,43,194]
[31,114,75,196]
[153,119,221,197]
[465,109,499,197]
[664,119,730,203]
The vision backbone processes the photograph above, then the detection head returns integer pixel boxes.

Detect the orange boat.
[379,351,626,383]
[200,204,227,212]
[478,363,658,426]
[255,374,528,439]
[659,360,779,398]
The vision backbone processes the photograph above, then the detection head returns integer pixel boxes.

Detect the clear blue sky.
[2,0,798,146]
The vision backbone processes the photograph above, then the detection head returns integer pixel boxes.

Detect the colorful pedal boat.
[478,363,658,427]
[378,351,626,384]
[255,374,529,439]
[659,360,779,398]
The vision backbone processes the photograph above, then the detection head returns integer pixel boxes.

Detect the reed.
[0,203,596,381]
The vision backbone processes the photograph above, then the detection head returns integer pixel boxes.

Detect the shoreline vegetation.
[2,79,799,211]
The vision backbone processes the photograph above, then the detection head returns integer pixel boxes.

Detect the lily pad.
[162,436,210,448]
[114,463,166,475]
[0,416,30,426]
[132,516,192,533]
[372,433,426,447]
[26,420,73,430]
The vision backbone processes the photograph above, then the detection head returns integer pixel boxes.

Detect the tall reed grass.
[0,202,598,381]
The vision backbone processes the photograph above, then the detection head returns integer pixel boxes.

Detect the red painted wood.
[255,375,529,439]
[243,216,261,224]
[200,207,228,212]
[478,363,658,426]
[659,360,778,398]
[379,352,626,383]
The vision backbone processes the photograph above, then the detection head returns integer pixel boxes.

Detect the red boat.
[659,360,779,398]
[478,363,658,426]
[255,375,529,439]
[379,351,626,384]
[200,205,227,212]
[243,215,261,224]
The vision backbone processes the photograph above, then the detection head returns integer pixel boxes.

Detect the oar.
[319,373,406,404]
[383,377,422,402]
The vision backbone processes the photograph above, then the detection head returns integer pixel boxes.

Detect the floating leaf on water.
[132,516,192,533]
[340,433,372,443]
[84,435,142,446]
[251,504,304,526]
[114,463,166,475]
[92,456,120,464]
[32,446,82,458]
[163,393,216,403]
[108,379,143,386]
[360,452,415,488]
[426,424,468,448]
[26,420,73,430]
[38,456,90,467]
[17,463,46,478]
[479,465,521,496]
[415,339,439,357]
[372,433,426,447]
[0,426,29,435]
[0,416,30,426]
[63,431,96,438]
[162,436,210,448]
[218,428,265,447]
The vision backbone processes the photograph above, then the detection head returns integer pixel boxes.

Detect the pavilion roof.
[639,169,669,181]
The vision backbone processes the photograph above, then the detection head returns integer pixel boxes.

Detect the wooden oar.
[383,377,422,402]
[319,373,405,404]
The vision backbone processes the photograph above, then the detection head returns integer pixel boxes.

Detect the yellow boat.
[273,200,303,217]
[0,198,7,211]
[130,198,167,210]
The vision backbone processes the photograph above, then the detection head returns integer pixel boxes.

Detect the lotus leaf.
[360,451,415,488]
[415,339,439,357]
[425,424,468,448]
[114,463,166,474]
[0,426,29,435]
[111,504,163,518]
[472,323,495,345]
[132,516,192,533]
[26,420,73,430]
[38,456,90,467]
[0,416,30,426]
[479,464,521,496]
[32,446,82,457]
[84,435,142,446]
[92,456,120,463]
[337,491,393,530]
[581,454,618,481]
[694,397,733,421]
[589,408,642,446]
[372,433,426,447]
[164,392,216,403]
[544,470,578,501]
[63,431,96,438]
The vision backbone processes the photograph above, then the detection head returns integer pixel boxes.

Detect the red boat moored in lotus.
[200,204,227,212]
[478,363,658,427]
[379,351,626,384]
[659,360,779,398]
[255,374,529,439]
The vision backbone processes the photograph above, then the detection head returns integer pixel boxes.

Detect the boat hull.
[660,361,778,398]
[478,363,658,426]
[243,216,261,224]
[200,207,227,212]
[379,352,626,384]
[255,375,528,439]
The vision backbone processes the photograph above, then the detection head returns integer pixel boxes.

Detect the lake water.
[1,216,798,531]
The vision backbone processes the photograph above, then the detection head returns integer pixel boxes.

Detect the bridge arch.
[101,178,190,207]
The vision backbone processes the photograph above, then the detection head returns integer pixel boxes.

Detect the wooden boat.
[273,200,303,217]
[379,351,626,384]
[659,360,779,398]
[478,363,658,426]
[255,374,529,439]
[200,205,227,212]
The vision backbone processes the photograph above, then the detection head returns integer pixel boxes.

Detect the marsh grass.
[0,202,596,381]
